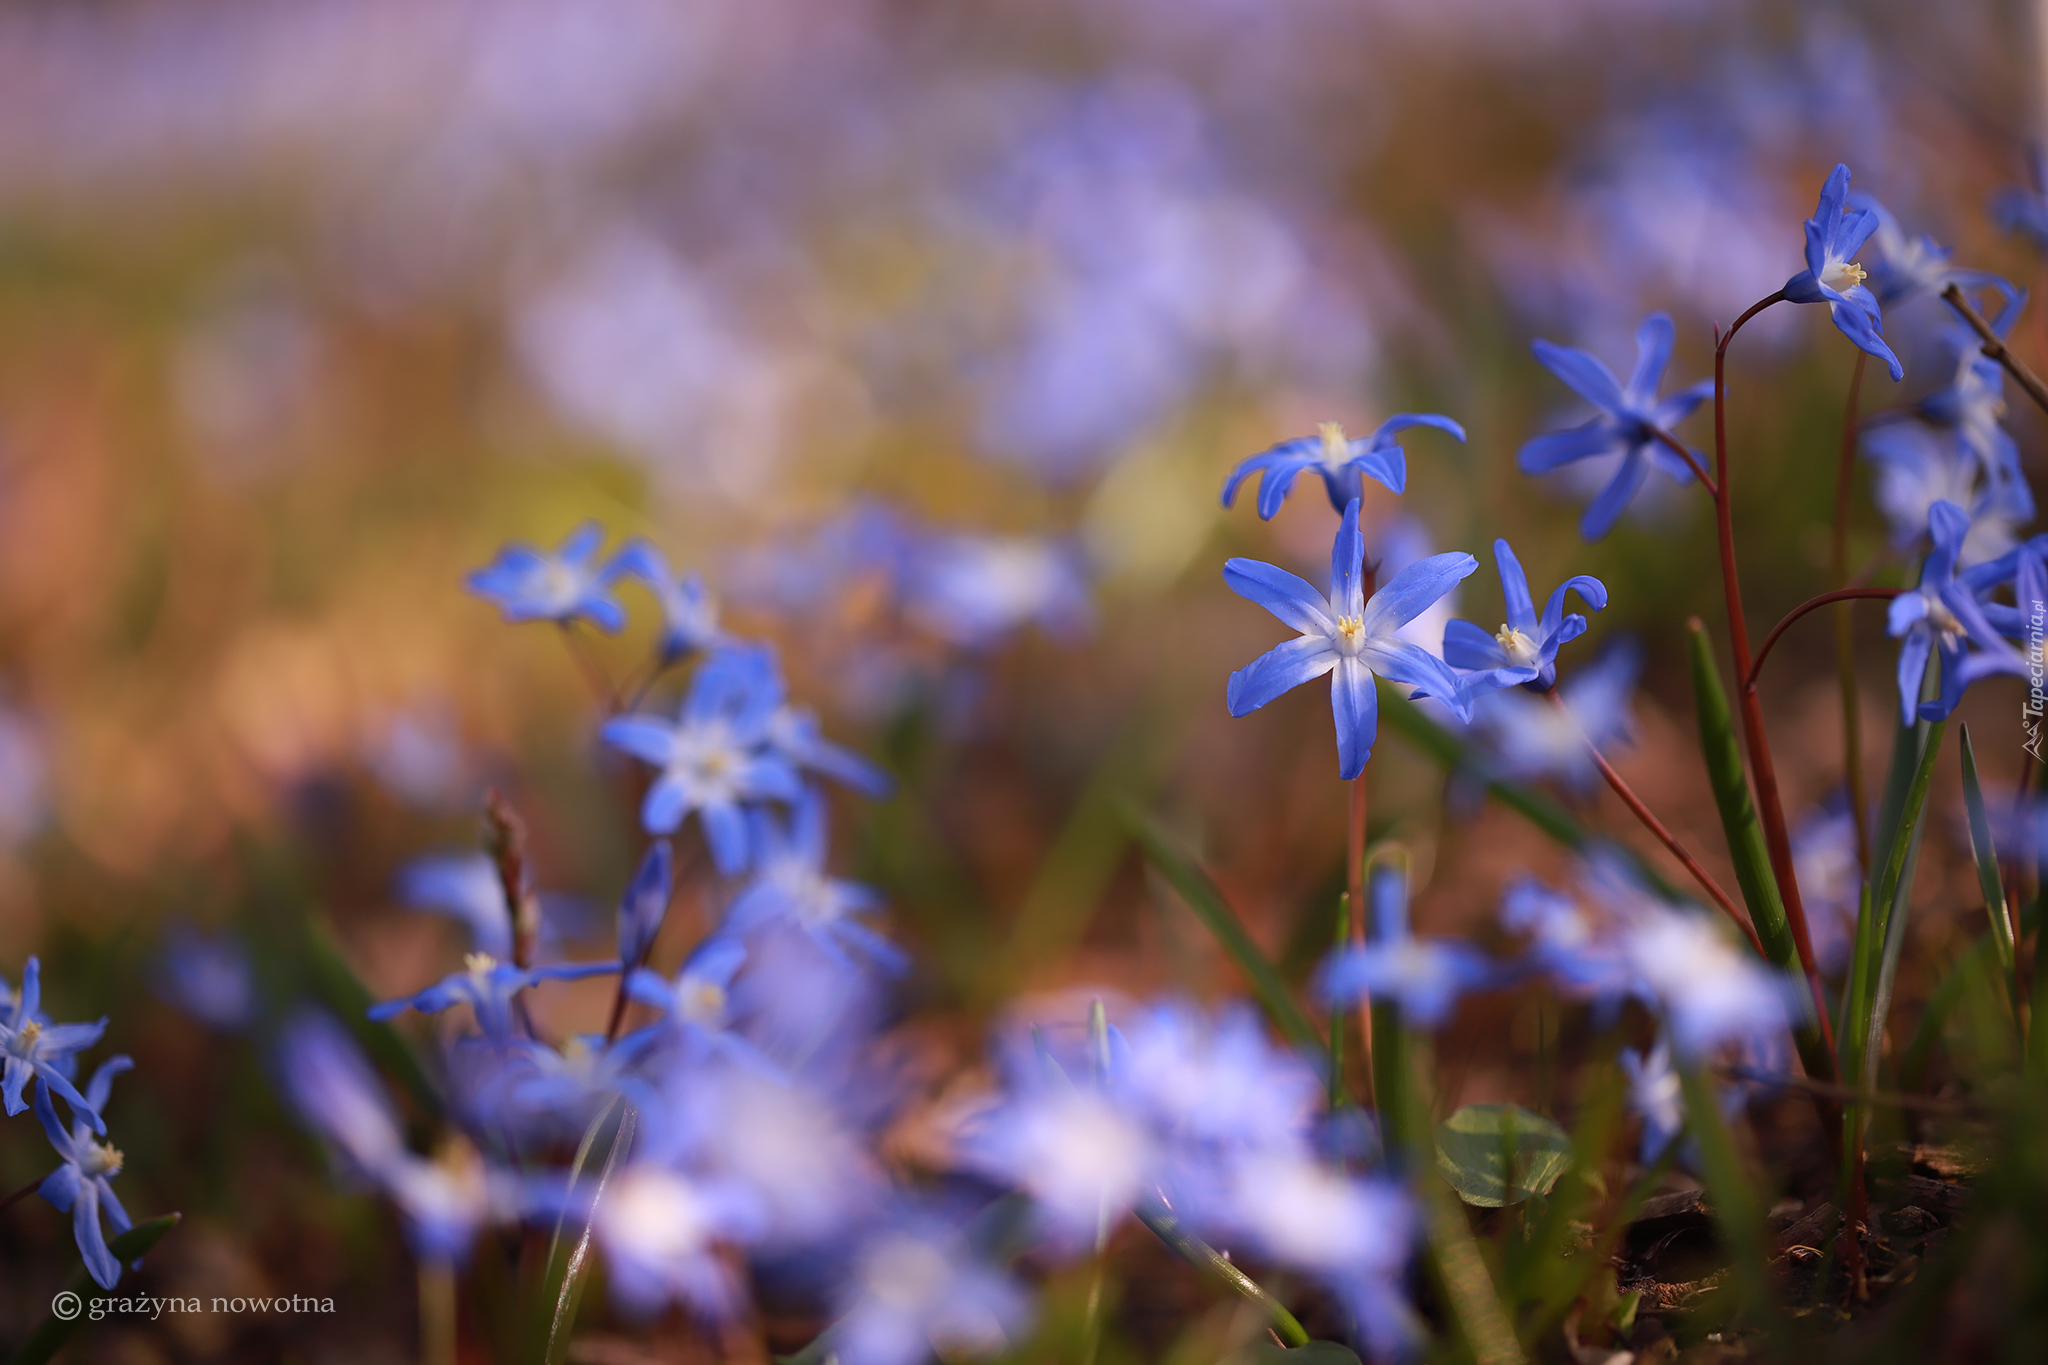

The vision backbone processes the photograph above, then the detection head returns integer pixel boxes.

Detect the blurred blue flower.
[1888,500,2029,725]
[1790,799,1861,975]
[496,1032,663,1143]
[1782,165,1902,381]
[906,535,1093,648]
[1518,313,1714,540]
[1465,636,1642,794]
[833,1218,1032,1365]
[1923,289,2033,514]
[724,793,905,977]
[961,1078,1154,1249]
[766,704,893,798]
[154,925,257,1032]
[34,1056,135,1290]
[1619,1040,1683,1163]
[601,645,803,872]
[1,959,109,1133]
[1862,420,2027,568]
[567,1161,763,1319]
[1221,415,1465,520]
[612,539,727,662]
[397,853,516,960]
[467,522,628,631]
[625,936,755,1059]
[368,952,615,1042]
[1991,151,2048,252]
[617,839,673,969]
[1849,193,2016,307]
[1442,539,1607,695]
[1319,863,1492,1030]
[1225,497,1474,778]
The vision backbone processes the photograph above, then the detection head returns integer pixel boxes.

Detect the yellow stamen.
[464,951,498,977]
[1495,624,1539,666]
[1334,614,1367,652]
[1317,421,1350,464]
[17,1020,40,1049]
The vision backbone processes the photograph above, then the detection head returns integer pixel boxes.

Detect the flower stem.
[1648,427,1719,497]
[419,1262,457,1365]
[1833,352,1872,871]
[1942,282,2048,416]
[1746,588,1900,688]
[1712,290,1839,1075]
[1347,772,1376,1106]
[0,1175,41,1214]
[1549,692,1761,955]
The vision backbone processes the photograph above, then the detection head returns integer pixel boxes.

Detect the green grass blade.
[1684,620,1796,972]
[1676,1065,1773,1326]
[1122,805,1324,1057]
[1134,1197,1310,1348]
[541,1102,638,1365]
[7,1214,181,1365]
[1958,725,2017,979]
[1863,718,1947,1099]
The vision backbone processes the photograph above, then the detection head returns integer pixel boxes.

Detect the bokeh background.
[0,0,2043,1357]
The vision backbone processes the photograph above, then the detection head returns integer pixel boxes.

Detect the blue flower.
[466,522,628,631]
[1923,289,2034,513]
[34,1056,135,1290]
[368,952,616,1042]
[1517,313,1714,540]
[1888,500,2030,725]
[1464,637,1642,795]
[617,840,672,969]
[1782,164,1903,381]
[153,925,256,1033]
[397,853,516,960]
[612,540,727,662]
[496,1033,663,1140]
[724,793,907,977]
[1442,539,1607,695]
[1619,1041,1683,1164]
[1221,415,1466,520]
[1,959,109,1133]
[1225,498,1475,779]
[1991,151,2048,252]
[1848,192,2017,307]
[766,705,893,799]
[600,645,804,872]
[907,535,1093,647]
[1319,864,1492,1030]
[563,1160,763,1320]
[1862,420,2028,567]
[625,936,757,1060]
[833,1216,1033,1365]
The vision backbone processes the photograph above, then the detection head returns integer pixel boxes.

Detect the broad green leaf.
[1122,806,1324,1059]
[7,1214,181,1365]
[1959,725,2017,978]
[1684,621,1794,972]
[1433,1104,1572,1208]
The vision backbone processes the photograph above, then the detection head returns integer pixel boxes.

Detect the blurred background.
[0,0,2043,1357]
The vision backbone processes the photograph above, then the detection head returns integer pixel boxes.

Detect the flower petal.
[1226,637,1338,716]
[1361,552,1478,636]
[1531,340,1626,413]
[1518,421,1622,473]
[1224,559,1337,635]
[1331,657,1379,779]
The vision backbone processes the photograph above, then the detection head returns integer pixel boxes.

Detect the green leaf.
[1863,716,1947,1097]
[539,1100,638,1365]
[1222,1344,1365,1365]
[1135,1197,1310,1348]
[1433,1104,1572,1208]
[1684,621,1795,972]
[1676,1065,1773,1324]
[7,1214,181,1365]
[1959,725,2017,979]
[1122,806,1324,1059]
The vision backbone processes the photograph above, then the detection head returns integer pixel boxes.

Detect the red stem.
[1712,291,1840,1073]
[1746,588,1901,689]
[1551,694,1762,956]
[1648,427,1719,498]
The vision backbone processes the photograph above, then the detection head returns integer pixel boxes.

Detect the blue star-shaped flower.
[611,540,728,662]
[724,791,906,976]
[1319,866,1492,1029]
[1888,500,2030,725]
[368,952,616,1041]
[1,958,109,1133]
[1517,313,1713,540]
[1224,498,1475,779]
[466,522,628,631]
[1222,415,1466,520]
[34,1056,135,1290]
[601,645,804,872]
[1848,192,2017,308]
[1991,149,2048,252]
[1782,164,1903,381]
[1441,539,1606,696]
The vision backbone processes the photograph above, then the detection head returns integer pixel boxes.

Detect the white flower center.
[1333,614,1367,655]
[1317,420,1351,468]
[1926,596,1965,640]
[14,1020,40,1052]
[1495,625,1539,667]
[82,1142,124,1178]
[1822,258,1867,293]
[464,951,498,980]
[677,977,727,1026]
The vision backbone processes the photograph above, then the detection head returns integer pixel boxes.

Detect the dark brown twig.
[1942,282,2048,417]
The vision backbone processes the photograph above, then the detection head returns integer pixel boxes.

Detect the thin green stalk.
[1135,1198,1309,1348]
[1676,1064,1773,1326]
[421,1262,457,1365]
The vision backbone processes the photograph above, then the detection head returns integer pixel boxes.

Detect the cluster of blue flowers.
[2,959,139,1290]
